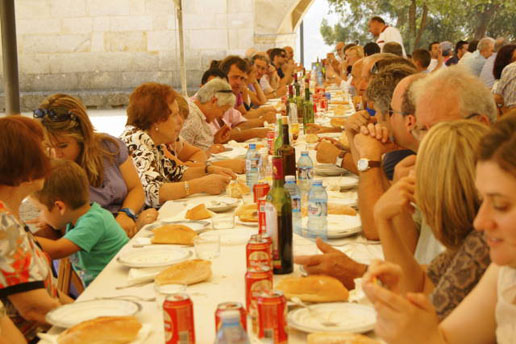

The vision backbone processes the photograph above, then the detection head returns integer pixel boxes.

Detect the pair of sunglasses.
[33,108,77,122]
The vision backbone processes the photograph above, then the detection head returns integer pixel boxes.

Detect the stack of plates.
[117,246,191,268]
[314,163,347,176]
[302,215,361,239]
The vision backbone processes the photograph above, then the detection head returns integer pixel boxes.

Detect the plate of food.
[117,246,192,268]
[327,215,362,239]
[206,197,240,212]
[143,220,209,233]
[287,302,376,334]
[235,203,258,226]
[314,164,347,176]
[45,300,142,329]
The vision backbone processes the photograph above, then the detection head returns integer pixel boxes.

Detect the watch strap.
[118,208,137,221]
[368,160,381,168]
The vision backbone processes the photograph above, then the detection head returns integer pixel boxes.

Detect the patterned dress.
[428,230,490,319]
[0,201,58,341]
[120,126,186,208]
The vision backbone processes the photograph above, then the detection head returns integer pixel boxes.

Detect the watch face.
[357,158,369,171]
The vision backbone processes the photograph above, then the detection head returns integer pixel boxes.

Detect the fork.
[95,295,155,302]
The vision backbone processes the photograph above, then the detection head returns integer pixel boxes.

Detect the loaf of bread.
[307,332,379,344]
[305,133,319,144]
[227,180,251,199]
[151,224,197,245]
[328,203,356,216]
[236,203,258,223]
[57,316,142,344]
[155,259,212,286]
[276,275,349,302]
[330,117,347,128]
[185,204,212,220]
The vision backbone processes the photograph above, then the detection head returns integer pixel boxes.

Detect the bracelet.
[118,208,137,221]
[184,181,190,196]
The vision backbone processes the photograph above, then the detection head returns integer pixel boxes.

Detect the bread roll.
[185,204,212,220]
[151,224,197,245]
[227,181,251,199]
[307,332,379,344]
[330,117,347,128]
[306,134,319,144]
[236,203,258,223]
[338,132,349,150]
[276,275,349,302]
[331,99,349,105]
[155,259,212,286]
[328,204,356,216]
[57,316,142,344]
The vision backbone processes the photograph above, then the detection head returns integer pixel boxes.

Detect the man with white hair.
[181,78,236,152]
[460,37,495,76]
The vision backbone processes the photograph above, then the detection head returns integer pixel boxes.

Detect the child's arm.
[35,237,81,259]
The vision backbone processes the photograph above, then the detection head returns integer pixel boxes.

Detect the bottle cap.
[249,143,256,149]
[285,175,296,183]
[301,151,309,155]
[312,180,323,186]
[220,310,241,320]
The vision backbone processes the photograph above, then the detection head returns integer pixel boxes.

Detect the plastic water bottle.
[285,175,302,235]
[245,143,260,189]
[307,180,328,240]
[297,151,314,195]
[214,310,250,344]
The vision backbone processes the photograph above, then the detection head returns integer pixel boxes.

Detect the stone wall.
[0,0,311,110]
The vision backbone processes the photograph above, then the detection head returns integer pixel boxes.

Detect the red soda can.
[245,266,273,312]
[163,293,195,344]
[247,234,272,269]
[253,181,270,203]
[267,131,275,155]
[257,199,267,234]
[256,290,288,343]
[214,302,247,333]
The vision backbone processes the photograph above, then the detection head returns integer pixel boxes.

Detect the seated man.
[33,160,129,287]
[268,48,294,85]
[411,49,431,72]
[382,42,403,56]
[253,53,287,99]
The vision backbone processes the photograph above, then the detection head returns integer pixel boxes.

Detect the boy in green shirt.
[32,160,129,286]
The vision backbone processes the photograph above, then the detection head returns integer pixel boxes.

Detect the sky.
[295,0,341,67]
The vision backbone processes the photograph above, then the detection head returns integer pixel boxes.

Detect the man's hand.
[260,111,276,124]
[319,137,345,150]
[344,111,370,135]
[208,144,226,154]
[354,133,389,161]
[214,125,231,144]
[250,128,271,139]
[393,155,416,183]
[306,123,338,134]
[294,238,367,289]
[315,141,341,164]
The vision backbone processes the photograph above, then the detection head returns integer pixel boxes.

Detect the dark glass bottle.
[265,156,293,274]
[278,116,296,179]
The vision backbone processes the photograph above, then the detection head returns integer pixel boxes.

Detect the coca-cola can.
[163,293,195,344]
[256,290,288,343]
[267,131,275,155]
[247,234,272,269]
[214,302,247,333]
[257,199,267,234]
[245,266,273,312]
[253,181,270,203]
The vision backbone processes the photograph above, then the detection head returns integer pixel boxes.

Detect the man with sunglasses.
[269,48,294,86]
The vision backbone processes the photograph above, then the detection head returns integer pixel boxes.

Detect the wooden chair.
[57,258,85,297]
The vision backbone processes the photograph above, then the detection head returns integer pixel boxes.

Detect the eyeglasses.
[33,108,77,122]
[215,89,234,94]
[388,108,411,117]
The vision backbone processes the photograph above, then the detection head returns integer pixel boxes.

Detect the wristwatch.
[335,151,346,168]
[357,158,381,172]
[118,207,137,221]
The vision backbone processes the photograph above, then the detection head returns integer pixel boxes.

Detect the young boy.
[32,159,129,286]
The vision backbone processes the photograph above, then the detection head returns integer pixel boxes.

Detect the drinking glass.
[211,214,235,230]
[193,234,221,260]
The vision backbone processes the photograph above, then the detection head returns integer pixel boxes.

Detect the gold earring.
[155,126,159,131]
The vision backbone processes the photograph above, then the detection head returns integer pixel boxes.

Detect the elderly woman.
[181,78,235,152]
[120,82,236,208]
[0,116,69,342]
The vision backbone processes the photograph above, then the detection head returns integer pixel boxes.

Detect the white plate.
[200,228,255,245]
[117,246,191,268]
[327,192,357,208]
[327,215,362,239]
[324,176,359,190]
[236,219,259,227]
[143,220,210,233]
[287,302,376,333]
[206,197,240,212]
[45,299,141,328]
[315,167,347,176]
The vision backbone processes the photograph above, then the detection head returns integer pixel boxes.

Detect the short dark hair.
[343,43,357,53]
[364,42,381,56]
[493,44,516,80]
[370,16,385,24]
[201,68,227,85]
[269,48,286,64]
[412,49,431,68]
[428,41,440,51]
[454,40,468,54]
[219,55,248,75]
[468,40,479,52]
[382,42,403,56]
[375,56,416,73]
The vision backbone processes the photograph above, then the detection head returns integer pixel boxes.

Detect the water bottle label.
[264,202,280,269]
[308,201,327,217]
[291,196,301,213]
[298,167,313,180]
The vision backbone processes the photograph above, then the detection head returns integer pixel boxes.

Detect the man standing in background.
[368,16,405,56]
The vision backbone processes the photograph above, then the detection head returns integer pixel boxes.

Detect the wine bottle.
[293,73,301,97]
[265,156,293,274]
[273,115,283,155]
[303,80,314,132]
[278,116,296,179]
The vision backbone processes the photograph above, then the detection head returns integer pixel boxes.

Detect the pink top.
[208,108,247,134]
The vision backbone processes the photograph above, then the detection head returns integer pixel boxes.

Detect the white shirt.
[259,75,273,93]
[479,53,496,89]
[376,26,406,56]
[427,59,447,72]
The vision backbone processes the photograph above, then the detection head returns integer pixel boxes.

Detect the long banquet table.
[43,91,385,343]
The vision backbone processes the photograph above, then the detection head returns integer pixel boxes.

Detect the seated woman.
[120,82,236,209]
[297,120,491,319]
[0,301,26,344]
[363,113,516,344]
[242,61,267,108]
[0,116,70,342]
[36,94,157,237]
